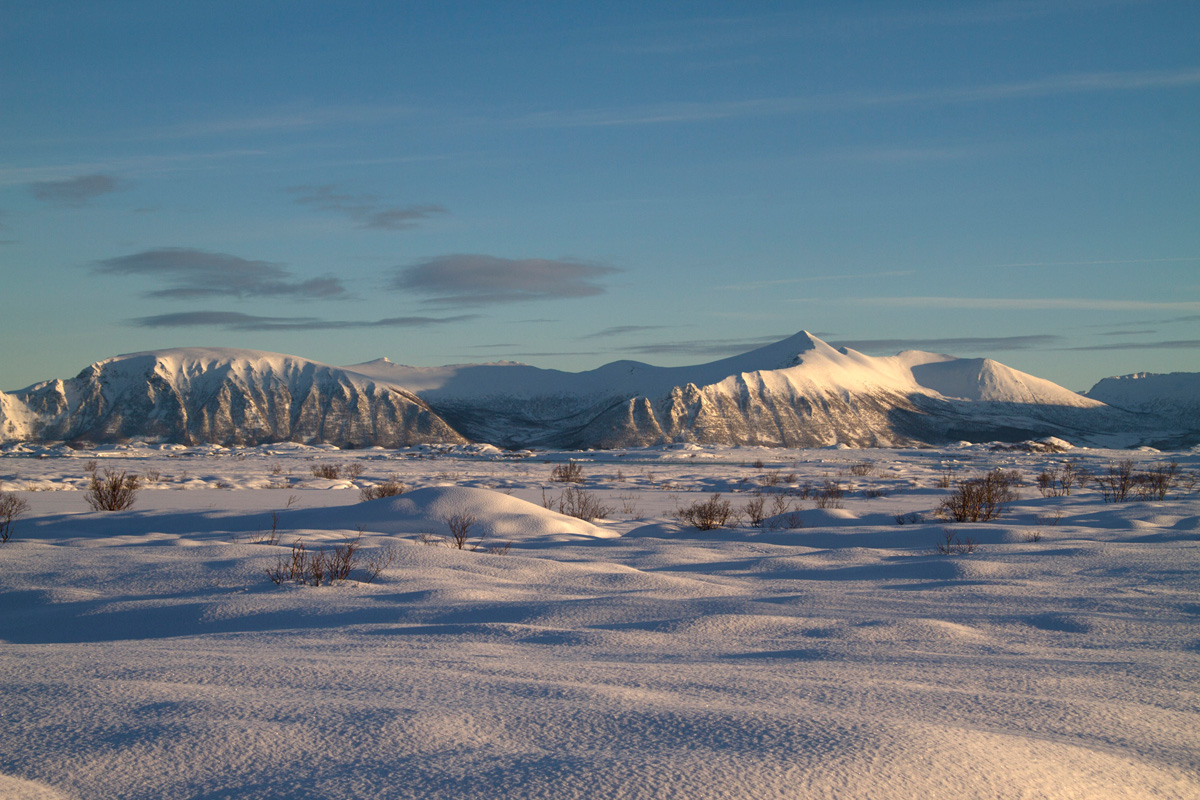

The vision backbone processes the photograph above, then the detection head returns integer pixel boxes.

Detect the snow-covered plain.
[1,441,1198,799]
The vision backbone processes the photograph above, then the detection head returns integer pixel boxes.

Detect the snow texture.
[1,442,1198,798]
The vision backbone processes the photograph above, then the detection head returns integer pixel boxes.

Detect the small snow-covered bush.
[543,485,611,522]
[359,480,405,502]
[676,493,738,530]
[550,462,585,483]
[310,463,342,480]
[937,469,1018,522]
[934,529,978,555]
[85,469,140,511]
[0,491,30,543]
[266,533,372,586]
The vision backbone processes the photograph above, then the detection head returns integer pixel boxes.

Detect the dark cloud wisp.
[130,311,476,331]
[29,174,125,206]
[289,185,447,230]
[833,335,1063,354]
[95,248,348,300]
[390,254,620,306]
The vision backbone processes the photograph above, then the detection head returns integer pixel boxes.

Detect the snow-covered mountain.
[0,334,1190,449]
[1084,372,1200,448]
[347,331,1142,449]
[0,348,466,448]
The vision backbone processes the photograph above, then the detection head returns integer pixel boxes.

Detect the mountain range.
[1,332,1195,450]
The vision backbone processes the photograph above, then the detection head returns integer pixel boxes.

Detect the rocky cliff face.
[0,349,467,448]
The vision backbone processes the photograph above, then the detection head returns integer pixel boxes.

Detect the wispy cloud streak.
[512,67,1200,129]
[390,254,619,306]
[288,185,447,231]
[95,248,348,300]
[130,311,475,331]
[29,174,125,206]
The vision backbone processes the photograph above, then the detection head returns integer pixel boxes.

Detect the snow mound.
[337,486,618,541]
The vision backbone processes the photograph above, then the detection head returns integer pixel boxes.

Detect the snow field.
[1,443,1198,798]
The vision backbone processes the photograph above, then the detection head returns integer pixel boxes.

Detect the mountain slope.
[1,335,1184,450]
[0,348,466,448]
[348,332,1135,449]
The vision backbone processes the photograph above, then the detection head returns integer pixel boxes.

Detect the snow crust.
[1,443,1198,798]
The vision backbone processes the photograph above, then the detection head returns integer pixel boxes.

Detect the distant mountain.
[346,331,1151,449]
[1,334,1191,450]
[0,348,466,448]
[1084,372,1200,448]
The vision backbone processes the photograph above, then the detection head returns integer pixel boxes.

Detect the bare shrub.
[1095,460,1136,503]
[83,460,98,474]
[936,465,956,489]
[863,487,892,498]
[675,493,739,530]
[619,494,644,518]
[266,533,367,586]
[937,469,1018,522]
[249,511,282,545]
[848,461,874,477]
[359,480,405,502]
[444,512,483,550]
[0,492,30,543]
[310,463,342,480]
[1134,461,1180,501]
[550,462,585,483]
[813,480,844,509]
[346,463,365,479]
[85,469,140,511]
[546,485,611,522]
[362,545,398,583]
[934,529,978,555]
[744,492,767,527]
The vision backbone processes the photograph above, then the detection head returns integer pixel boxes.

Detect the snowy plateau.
[1,334,1199,799]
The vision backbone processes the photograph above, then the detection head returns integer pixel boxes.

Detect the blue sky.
[2,0,1197,392]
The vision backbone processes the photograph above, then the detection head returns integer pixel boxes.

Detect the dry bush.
[346,463,365,479]
[813,480,844,509]
[675,493,739,530]
[550,462,585,483]
[310,463,342,480]
[937,469,1019,522]
[359,480,405,502]
[444,512,482,550]
[249,511,282,545]
[542,485,612,521]
[265,533,367,586]
[1134,461,1180,501]
[0,491,30,543]
[848,461,874,477]
[85,469,140,511]
[744,492,767,527]
[1095,460,1136,503]
[934,529,978,555]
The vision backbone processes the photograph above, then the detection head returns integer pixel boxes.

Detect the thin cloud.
[29,173,125,206]
[1061,339,1200,352]
[833,335,1062,354]
[720,270,914,291]
[583,325,673,339]
[288,185,447,231]
[854,297,1200,312]
[512,67,1200,129]
[130,311,475,331]
[623,335,786,358]
[390,254,619,306]
[95,248,348,300]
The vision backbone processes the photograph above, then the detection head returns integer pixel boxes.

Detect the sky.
[2,0,1198,393]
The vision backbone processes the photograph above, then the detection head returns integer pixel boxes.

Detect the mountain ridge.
[1,333,1193,449]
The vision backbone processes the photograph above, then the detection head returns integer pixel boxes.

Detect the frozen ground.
[1,441,1198,799]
